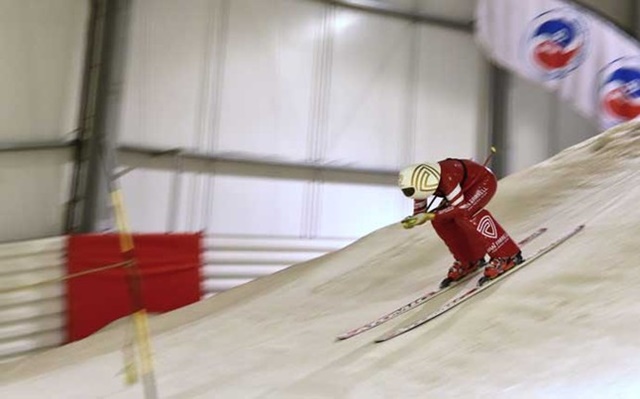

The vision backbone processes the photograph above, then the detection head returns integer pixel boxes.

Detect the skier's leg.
[432,216,486,288]
[468,209,521,258]
[457,175,524,279]
[431,216,475,264]
[455,174,521,258]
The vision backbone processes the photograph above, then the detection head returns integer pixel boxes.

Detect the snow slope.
[2,122,639,399]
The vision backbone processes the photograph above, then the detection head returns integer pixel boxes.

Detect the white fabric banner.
[476,0,640,129]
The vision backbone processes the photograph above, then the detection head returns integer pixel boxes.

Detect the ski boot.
[478,252,524,286]
[440,259,486,289]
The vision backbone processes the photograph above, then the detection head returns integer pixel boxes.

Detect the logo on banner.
[598,57,640,127]
[477,216,498,239]
[522,8,589,80]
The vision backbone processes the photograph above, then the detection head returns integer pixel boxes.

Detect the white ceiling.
[373,0,478,22]
[365,0,636,31]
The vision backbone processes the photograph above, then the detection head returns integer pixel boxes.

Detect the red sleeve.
[413,199,427,215]
[436,159,465,198]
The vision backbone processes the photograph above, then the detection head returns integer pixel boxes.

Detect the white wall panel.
[324,10,412,169]
[217,0,322,160]
[209,175,308,236]
[116,1,489,244]
[119,168,175,232]
[174,173,211,232]
[0,0,87,141]
[0,0,86,242]
[554,98,599,154]
[413,25,484,162]
[317,183,406,238]
[507,75,551,174]
[507,74,599,175]
[0,152,72,242]
[119,0,217,149]
[118,161,312,236]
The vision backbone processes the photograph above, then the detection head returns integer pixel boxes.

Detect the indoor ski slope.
[1,122,639,398]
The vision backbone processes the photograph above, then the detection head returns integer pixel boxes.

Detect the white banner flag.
[476,0,640,129]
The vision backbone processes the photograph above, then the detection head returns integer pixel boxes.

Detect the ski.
[374,224,585,343]
[336,227,547,341]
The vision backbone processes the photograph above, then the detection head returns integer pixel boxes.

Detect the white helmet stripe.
[446,185,462,202]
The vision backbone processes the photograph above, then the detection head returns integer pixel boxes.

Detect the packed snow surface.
[2,122,640,398]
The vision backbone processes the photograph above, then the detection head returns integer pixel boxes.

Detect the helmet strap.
[425,194,439,212]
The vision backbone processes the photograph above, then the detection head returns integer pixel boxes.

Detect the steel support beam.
[66,0,105,233]
[67,0,132,233]
[634,0,640,39]
[118,144,399,184]
[308,0,473,32]
[487,63,509,178]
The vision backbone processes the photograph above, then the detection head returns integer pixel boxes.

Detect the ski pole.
[483,146,497,167]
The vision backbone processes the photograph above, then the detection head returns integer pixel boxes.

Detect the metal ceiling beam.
[308,0,474,32]
[118,144,399,184]
[571,0,636,38]
[311,1,637,36]
[633,0,640,38]
[0,140,75,153]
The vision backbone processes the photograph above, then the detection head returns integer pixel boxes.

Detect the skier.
[397,158,523,288]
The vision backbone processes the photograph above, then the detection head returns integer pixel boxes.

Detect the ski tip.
[374,333,397,343]
[477,276,490,286]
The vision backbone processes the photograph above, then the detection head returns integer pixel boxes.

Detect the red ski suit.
[413,158,520,263]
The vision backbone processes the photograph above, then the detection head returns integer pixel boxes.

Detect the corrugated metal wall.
[202,236,353,296]
[0,237,67,363]
[0,234,349,362]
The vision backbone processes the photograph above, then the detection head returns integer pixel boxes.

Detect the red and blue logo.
[599,57,640,127]
[523,9,588,80]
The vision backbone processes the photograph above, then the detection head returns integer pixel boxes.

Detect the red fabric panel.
[65,233,202,342]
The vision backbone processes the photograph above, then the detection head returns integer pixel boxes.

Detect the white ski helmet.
[398,162,441,200]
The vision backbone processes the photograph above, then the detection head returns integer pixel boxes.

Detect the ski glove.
[401,213,434,229]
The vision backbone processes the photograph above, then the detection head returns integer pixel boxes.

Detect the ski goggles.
[401,187,415,197]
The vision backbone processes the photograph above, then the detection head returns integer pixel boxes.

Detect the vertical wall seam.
[166,153,184,231]
[196,0,218,152]
[202,0,230,232]
[309,6,335,239]
[209,0,230,155]
[275,0,283,146]
[188,0,218,231]
[316,5,334,163]
[302,4,329,238]
[311,171,325,238]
